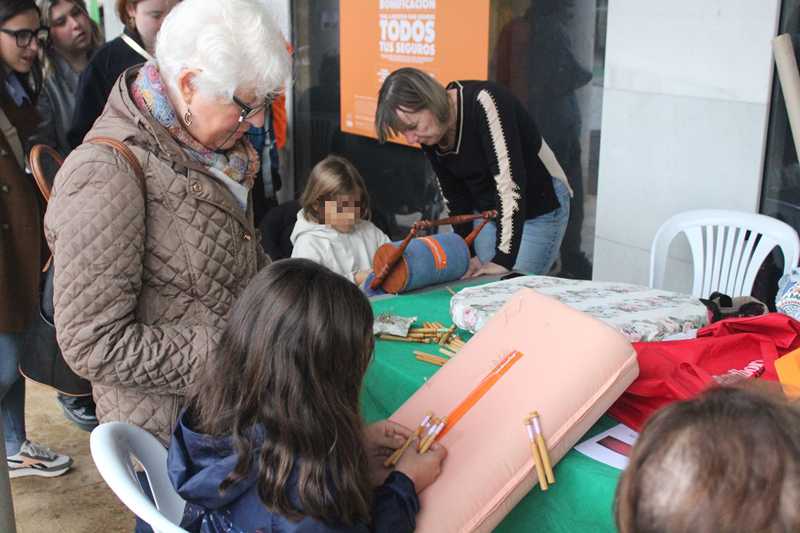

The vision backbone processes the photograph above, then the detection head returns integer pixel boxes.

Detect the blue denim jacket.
[168,411,419,532]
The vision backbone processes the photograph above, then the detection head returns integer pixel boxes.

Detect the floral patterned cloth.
[451,275,708,342]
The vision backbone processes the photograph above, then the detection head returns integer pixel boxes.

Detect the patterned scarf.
[130,62,258,187]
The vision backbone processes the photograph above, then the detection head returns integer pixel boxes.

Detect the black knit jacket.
[421,80,559,269]
[67,28,147,149]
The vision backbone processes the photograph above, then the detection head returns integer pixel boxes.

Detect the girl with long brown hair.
[168,258,446,532]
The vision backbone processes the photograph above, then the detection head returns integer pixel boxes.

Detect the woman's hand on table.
[354,270,371,286]
[463,256,510,279]
[462,256,483,279]
[474,261,509,277]
[395,441,448,493]
[364,420,413,486]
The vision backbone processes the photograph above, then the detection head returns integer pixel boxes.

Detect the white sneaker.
[7,440,73,478]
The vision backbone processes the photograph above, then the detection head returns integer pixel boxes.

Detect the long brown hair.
[300,155,371,224]
[187,258,375,526]
[36,0,102,77]
[615,385,800,533]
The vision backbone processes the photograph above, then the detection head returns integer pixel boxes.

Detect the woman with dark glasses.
[0,0,72,479]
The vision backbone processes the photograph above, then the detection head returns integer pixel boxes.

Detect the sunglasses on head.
[0,26,49,48]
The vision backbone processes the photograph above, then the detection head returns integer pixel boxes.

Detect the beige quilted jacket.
[44,67,268,443]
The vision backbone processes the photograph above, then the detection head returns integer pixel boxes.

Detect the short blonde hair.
[300,155,371,224]
[155,0,291,101]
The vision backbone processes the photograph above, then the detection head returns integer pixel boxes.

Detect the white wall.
[102,0,124,40]
[593,0,781,292]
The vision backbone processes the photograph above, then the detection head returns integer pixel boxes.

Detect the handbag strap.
[28,144,64,202]
[87,137,145,182]
[121,33,153,62]
[34,138,144,273]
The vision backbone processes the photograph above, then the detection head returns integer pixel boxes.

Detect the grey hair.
[375,67,450,143]
[155,0,291,100]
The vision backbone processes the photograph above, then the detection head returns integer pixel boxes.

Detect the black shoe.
[560,251,594,280]
[56,393,98,432]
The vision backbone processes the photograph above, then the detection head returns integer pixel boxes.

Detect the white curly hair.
[155,0,291,100]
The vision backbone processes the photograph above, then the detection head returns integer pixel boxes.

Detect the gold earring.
[183,108,193,126]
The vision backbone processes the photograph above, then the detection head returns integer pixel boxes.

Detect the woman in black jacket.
[376,67,572,278]
[66,0,177,148]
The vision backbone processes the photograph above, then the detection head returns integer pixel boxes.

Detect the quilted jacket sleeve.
[256,239,271,270]
[45,150,213,394]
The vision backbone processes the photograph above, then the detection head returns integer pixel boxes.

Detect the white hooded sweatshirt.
[290,209,391,282]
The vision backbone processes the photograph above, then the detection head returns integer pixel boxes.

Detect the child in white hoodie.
[290,155,390,284]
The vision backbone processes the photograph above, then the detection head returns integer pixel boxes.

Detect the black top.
[67,29,147,149]
[421,80,559,270]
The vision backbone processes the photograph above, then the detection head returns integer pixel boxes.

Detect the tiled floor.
[10,381,132,532]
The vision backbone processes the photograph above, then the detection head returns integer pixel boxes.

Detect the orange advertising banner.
[339,0,490,145]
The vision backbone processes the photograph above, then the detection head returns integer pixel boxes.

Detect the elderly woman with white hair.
[43,0,290,445]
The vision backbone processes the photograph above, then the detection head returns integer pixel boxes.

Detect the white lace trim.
[477,90,520,254]
[432,174,449,207]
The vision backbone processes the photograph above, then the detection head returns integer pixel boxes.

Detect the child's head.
[300,155,370,234]
[615,385,800,533]
[189,258,375,525]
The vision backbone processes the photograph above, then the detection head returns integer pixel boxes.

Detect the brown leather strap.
[30,138,144,273]
[87,136,145,181]
[28,143,64,203]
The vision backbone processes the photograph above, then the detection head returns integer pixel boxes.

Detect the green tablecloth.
[361,284,622,533]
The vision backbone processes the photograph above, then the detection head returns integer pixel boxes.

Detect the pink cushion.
[390,289,638,532]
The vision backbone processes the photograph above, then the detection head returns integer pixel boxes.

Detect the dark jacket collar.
[435,80,464,156]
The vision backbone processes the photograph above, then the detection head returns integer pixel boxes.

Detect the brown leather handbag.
[21,138,143,396]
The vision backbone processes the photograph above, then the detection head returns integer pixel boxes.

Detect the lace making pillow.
[390,288,638,532]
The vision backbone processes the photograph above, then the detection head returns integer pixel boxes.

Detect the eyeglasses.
[0,27,49,48]
[232,95,271,122]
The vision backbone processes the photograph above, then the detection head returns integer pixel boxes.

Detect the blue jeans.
[0,332,26,455]
[473,177,571,274]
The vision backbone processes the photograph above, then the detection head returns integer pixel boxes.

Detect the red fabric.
[270,43,292,149]
[271,94,287,149]
[608,313,799,430]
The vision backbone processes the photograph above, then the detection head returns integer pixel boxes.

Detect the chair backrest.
[90,422,187,533]
[650,209,800,298]
[259,199,300,260]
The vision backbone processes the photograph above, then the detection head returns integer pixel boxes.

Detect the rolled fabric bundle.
[372,232,471,294]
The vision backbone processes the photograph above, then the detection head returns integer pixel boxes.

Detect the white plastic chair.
[90,422,187,533]
[649,209,800,298]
